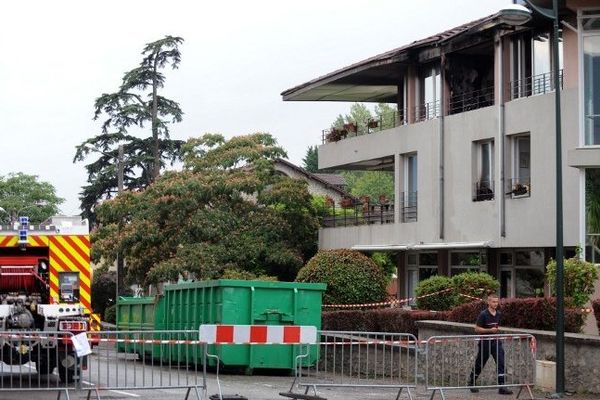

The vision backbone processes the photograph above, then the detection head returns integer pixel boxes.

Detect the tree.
[302,145,319,173]
[92,133,319,286]
[343,171,394,201]
[0,173,64,224]
[74,36,185,221]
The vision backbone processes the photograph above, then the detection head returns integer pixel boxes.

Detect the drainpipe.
[498,35,507,238]
[439,52,446,240]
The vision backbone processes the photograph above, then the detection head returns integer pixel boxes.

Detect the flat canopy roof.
[281,13,502,103]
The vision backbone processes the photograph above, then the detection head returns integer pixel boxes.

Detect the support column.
[397,252,406,299]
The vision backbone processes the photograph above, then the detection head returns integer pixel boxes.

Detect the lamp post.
[84,143,125,298]
[500,0,565,396]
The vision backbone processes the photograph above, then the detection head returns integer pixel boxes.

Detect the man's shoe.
[469,388,479,393]
[498,388,513,395]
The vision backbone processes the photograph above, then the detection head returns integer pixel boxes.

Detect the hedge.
[322,309,447,336]
[322,297,586,334]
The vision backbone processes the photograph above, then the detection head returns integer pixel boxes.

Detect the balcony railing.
[412,100,441,122]
[506,178,531,198]
[320,200,394,228]
[321,110,405,144]
[473,180,494,202]
[400,191,417,222]
[509,70,563,100]
[449,85,494,115]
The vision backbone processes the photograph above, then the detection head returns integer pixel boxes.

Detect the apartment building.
[282,1,600,301]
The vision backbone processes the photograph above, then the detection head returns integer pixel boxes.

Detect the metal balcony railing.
[509,70,563,100]
[320,199,395,228]
[586,233,600,264]
[400,191,417,222]
[473,180,495,202]
[449,85,495,115]
[321,110,405,144]
[412,100,441,123]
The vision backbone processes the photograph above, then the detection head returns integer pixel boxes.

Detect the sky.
[0,0,508,216]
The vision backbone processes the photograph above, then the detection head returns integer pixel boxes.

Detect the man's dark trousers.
[468,338,506,386]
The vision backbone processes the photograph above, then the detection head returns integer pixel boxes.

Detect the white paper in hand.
[71,332,92,357]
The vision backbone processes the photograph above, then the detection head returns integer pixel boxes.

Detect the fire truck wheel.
[57,355,79,383]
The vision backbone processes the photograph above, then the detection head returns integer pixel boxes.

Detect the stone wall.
[416,320,600,394]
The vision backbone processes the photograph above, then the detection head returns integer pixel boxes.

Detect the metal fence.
[82,330,205,400]
[0,331,79,399]
[283,331,419,400]
[425,334,536,400]
[321,201,394,228]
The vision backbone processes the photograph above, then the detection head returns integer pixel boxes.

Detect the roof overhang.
[352,241,494,252]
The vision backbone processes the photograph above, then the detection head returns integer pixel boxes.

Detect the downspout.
[439,52,446,240]
[499,34,507,238]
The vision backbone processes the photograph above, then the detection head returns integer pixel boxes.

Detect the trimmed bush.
[593,299,600,335]
[546,256,598,307]
[104,304,116,324]
[452,272,500,305]
[296,249,387,305]
[448,297,585,333]
[415,275,457,311]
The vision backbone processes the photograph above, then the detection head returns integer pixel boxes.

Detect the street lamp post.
[84,143,125,299]
[500,0,565,396]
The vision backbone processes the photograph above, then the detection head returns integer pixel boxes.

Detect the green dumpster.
[116,296,164,355]
[162,279,326,370]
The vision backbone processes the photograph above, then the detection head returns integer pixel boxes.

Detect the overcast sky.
[0,0,508,215]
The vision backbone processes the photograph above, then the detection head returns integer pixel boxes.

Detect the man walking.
[468,293,513,395]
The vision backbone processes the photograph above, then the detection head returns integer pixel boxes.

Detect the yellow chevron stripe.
[30,235,49,246]
[70,235,91,257]
[0,236,18,246]
[54,237,89,275]
[80,289,91,302]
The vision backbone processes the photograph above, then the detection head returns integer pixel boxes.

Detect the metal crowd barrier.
[285,331,419,400]
[0,331,79,400]
[425,334,536,400]
[82,330,206,400]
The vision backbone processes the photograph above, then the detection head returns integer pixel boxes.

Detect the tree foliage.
[92,133,319,287]
[302,145,319,173]
[342,171,394,201]
[74,36,185,222]
[546,256,599,307]
[296,249,388,305]
[0,173,64,224]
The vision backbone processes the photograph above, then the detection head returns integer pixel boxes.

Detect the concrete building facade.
[283,1,600,301]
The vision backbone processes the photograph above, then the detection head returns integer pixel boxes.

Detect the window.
[586,168,600,264]
[500,249,545,298]
[450,251,487,276]
[583,34,600,145]
[418,65,441,120]
[473,140,494,201]
[402,153,418,222]
[509,135,531,197]
[406,251,438,305]
[510,31,563,99]
[59,272,80,302]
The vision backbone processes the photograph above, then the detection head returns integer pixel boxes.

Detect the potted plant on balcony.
[510,183,529,196]
[343,122,357,133]
[326,128,342,143]
[368,119,379,129]
[340,197,354,208]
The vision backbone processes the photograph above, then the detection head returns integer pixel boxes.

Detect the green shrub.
[546,256,599,307]
[452,272,500,305]
[296,249,387,305]
[221,268,278,281]
[415,275,458,311]
[104,304,116,324]
[371,252,396,281]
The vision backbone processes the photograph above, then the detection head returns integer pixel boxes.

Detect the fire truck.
[0,215,92,382]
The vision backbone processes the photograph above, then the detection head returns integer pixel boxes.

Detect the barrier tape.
[322,288,455,309]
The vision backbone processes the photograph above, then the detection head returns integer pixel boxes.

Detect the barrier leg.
[56,389,71,400]
[85,387,101,400]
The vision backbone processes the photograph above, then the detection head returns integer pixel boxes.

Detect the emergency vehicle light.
[59,321,87,332]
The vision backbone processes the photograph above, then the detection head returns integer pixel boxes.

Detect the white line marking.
[82,380,140,398]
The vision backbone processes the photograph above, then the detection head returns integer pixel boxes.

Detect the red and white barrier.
[199,324,317,344]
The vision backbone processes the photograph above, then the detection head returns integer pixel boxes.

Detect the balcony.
[509,70,563,101]
[320,198,394,228]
